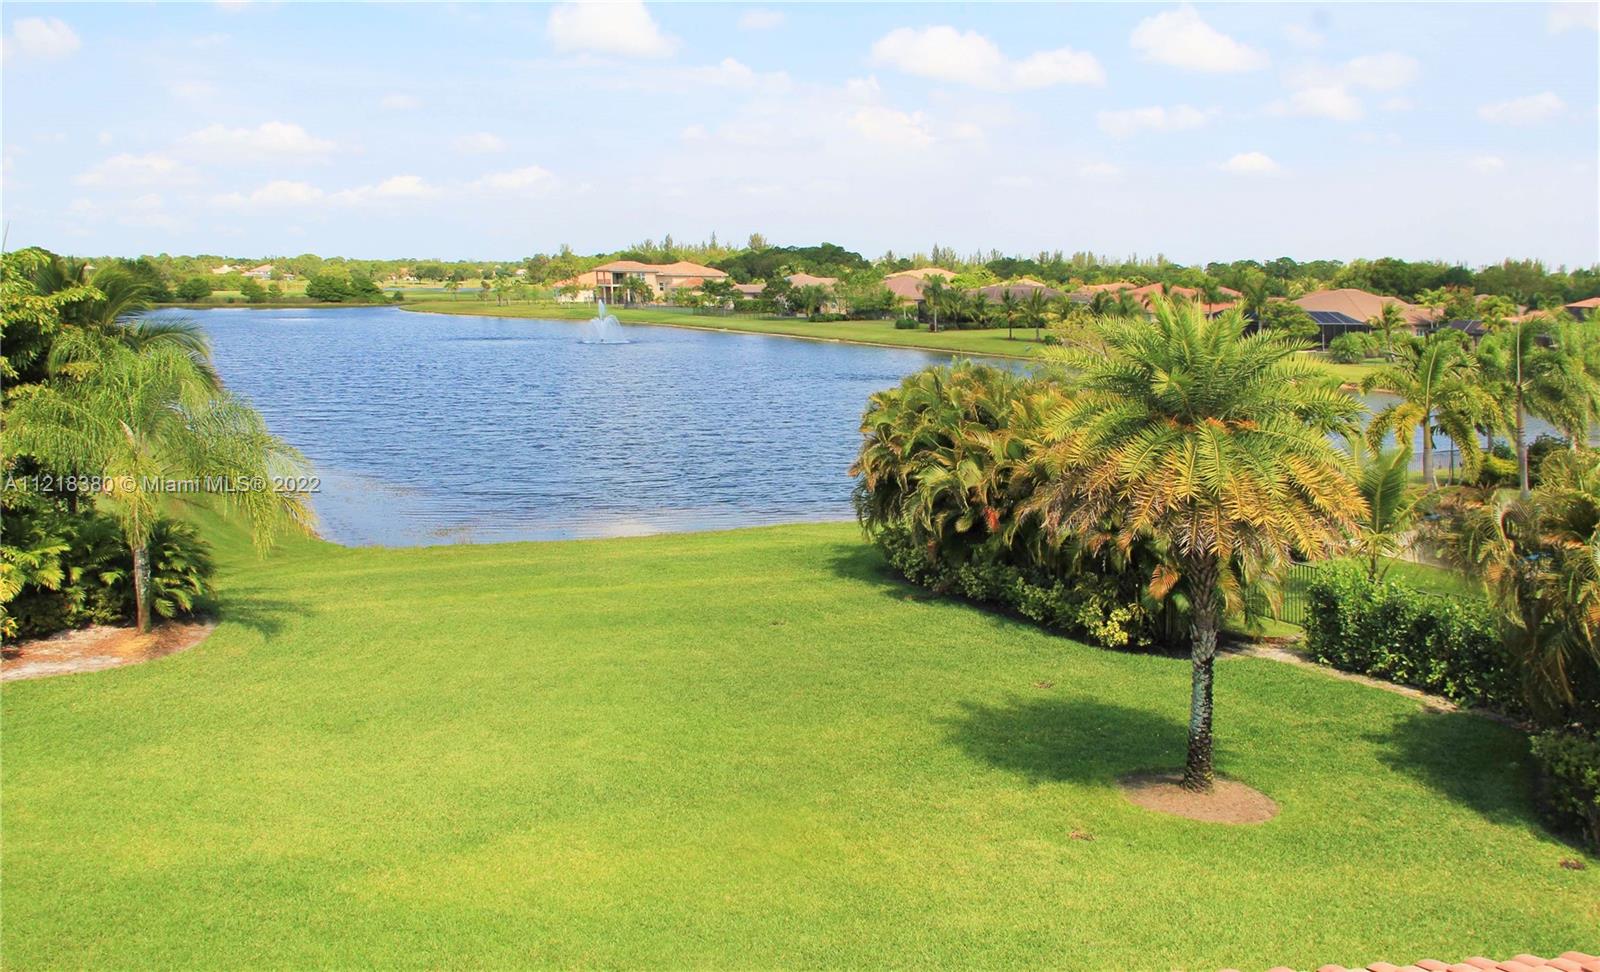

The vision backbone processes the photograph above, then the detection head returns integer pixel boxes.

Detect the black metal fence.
[1278,562,1321,626]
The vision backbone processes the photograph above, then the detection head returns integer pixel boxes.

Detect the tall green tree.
[1029,298,1364,790]
[1024,288,1051,342]
[1478,316,1558,497]
[1363,330,1487,488]
[6,330,314,631]
[1367,301,1408,360]
[1350,441,1418,579]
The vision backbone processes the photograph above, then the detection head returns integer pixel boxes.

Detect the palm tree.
[1111,289,1143,319]
[922,276,948,333]
[1541,312,1600,449]
[1415,287,1451,328]
[1363,330,1487,488]
[999,289,1020,340]
[1025,288,1051,342]
[1350,441,1418,579]
[1087,289,1114,316]
[1477,316,1557,497]
[1029,297,1364,790]
[6,330,314,632]
[444,279,462,300]
[1367,301,1408,360]
[1432,450,1600,720]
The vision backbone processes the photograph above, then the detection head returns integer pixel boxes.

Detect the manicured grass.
[1307,352,1385,388]
[404,298,1046,358]
[3,521,1590,969]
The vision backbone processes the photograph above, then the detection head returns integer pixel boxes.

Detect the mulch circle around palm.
[1,621,214,681]
[1119,771,1280,824]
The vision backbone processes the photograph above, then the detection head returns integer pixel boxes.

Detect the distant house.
[732,282,766,298]
[588,260,730,303]
[1072,281,1239,316]
[1292,288,1430,349]
[785,272,839,289]
[552,270,601,303]
[243,263,274,280]
[211,263,241,276]
[1565,296,1600,320]
[884,267,956,283]
[971,278,1065,303]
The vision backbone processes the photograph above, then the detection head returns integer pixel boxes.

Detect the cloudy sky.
[4,2,1597,265]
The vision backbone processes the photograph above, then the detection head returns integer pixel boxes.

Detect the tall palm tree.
[1477,316,1557,497]
[1111,289,1143,319]
[6,330,314,631]
[1087,289,1114,316]
[1029,297,1364,790]
[1541,312,1600,450]
[1363,330,1487,488]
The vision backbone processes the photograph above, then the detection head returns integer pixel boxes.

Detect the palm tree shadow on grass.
[945,695,1190,784]
[211,591,297,638]
[1366,709,1552,835]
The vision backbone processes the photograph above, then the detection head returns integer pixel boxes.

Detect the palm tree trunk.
[1516,389,1530,499]
[1183,557,1220,792]
[1421,428,1435,488]
[132,543,151,634]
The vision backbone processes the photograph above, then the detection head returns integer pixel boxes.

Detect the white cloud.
[168,80,220,104]
[179,121,336,159]
[547,1,677,58]
[329,175,438,205]
[675,57,792,93]
[1469,155,1507,173]
[738,9,785,30]
[213,180,326,207]
[75,153,194,188]
[869,26,1104,91]
[381,94,421,110]
[1341,52,1420,91]
[1221,151,1279,174]
[848,105,935,149]
[1380,96,1415,112]
[5,17,81,59]
[453,132,506,153]
[1130,6,1267,73]
[1078,162,1121,179]
[1269,85,1364,121]
[1283,23,1324,49]
[473,166,557,194]
[1549,2,1599,32]
[1478,91,1566,125]
[1097,104,1214,137]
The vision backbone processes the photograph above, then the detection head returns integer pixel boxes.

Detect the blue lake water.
[176,306,972,546]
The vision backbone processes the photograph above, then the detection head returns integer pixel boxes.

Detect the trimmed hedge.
[1530,729,1600,852]
[1302,561,1523,717]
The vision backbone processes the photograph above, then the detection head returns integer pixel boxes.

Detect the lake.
[177,306,974,546]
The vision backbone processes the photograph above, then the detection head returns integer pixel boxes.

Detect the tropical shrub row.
[2,488,214,640]
[1303,563,1523,715]
[1530,729,1600,851]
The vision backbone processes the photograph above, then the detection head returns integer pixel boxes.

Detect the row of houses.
[552,261,1596,340]
[210,263,281,280]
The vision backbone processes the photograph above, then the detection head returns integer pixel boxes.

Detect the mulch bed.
[1119,771,1280,824]
[1,621,215,681]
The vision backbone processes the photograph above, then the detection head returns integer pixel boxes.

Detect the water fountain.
[582,300,629,344]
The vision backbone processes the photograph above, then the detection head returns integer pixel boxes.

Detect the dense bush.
[1303,561,1523,715]
[1328,333,1369,363]
[2,493,215,641]
[852,363,1187,652]
[1530,728,1600,851]
[893,316,919,330]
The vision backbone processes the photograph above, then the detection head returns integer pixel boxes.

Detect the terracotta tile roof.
[589,259,728,278]
[786,272,839,288]
[1077,281,1137,293]
[1294,288,1430,325]
[971,281,1065,301]
[885,267,957,281]
[1215,951,1600,972]
[733,282,766,295]
[1566,296,1600,309]
[885,276,927,300]
[653,260,728,278]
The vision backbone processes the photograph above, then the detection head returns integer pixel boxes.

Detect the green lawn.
[404,298,1046,358]
[3,521,1590,969]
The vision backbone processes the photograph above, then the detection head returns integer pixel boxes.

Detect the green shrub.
[1530,728,1600,852]
[1328,333,1369,363]
[1303,561,1523,715]
[893,316,919,330]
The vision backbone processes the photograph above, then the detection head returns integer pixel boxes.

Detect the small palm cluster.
[855,297,1369,790]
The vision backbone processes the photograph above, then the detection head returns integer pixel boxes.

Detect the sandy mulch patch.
[1119,771,1279,824]
[1,620,215,682]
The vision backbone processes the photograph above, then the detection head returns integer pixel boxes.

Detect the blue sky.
[4,2,1597,265]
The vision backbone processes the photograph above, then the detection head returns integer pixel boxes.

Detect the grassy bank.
[2,519,1590,969]
[403,298,1047,358]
